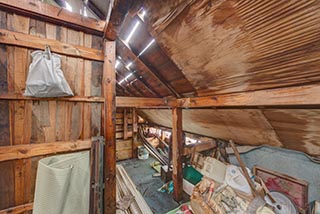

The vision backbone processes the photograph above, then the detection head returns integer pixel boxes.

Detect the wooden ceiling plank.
[0,0,105,35]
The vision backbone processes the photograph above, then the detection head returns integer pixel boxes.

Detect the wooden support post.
[172,107,183,202]
[102,40,116,214]
[132,108,138,158]
[123,108,128,140]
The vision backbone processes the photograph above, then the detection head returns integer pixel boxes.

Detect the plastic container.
[137,146,149,160]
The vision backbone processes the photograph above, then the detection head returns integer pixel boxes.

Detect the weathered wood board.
[0,10,103,211]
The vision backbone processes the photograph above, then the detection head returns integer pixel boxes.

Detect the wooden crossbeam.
[2,85,318,108]
[0,29,104,61]
[0,0,105,35]
[116,96,174,108]
[0,94,105,103]
[0,140,92,162]
[177,84,320,108]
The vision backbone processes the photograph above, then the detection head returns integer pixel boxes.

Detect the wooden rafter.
[116,57,161,97]
[116,71,145,97]
[118,38,181,98]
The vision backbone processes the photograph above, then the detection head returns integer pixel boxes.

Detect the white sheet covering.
[33,152,90,214]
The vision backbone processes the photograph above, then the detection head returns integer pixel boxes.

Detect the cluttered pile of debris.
[167,141,312,214]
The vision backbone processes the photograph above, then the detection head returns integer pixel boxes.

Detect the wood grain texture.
[172,107,183,201]
[103,41,116,214]
[0,140,92,162]
[0,9,104,210]
[177,84,320,107]
[0,202,33,214]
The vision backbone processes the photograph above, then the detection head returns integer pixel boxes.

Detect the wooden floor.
[118,157,188,214]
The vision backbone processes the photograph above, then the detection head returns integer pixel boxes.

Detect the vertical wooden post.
[132,108,138,158]
[172,107,183,202]
[102,40,116,214]
[123,108,128,140]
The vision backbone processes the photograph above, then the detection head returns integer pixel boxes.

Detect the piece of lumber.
[183,141,216,156]
[0,94,175,107]
[116,96,174,108]
[123,108,129,140]
[229,140,258,197]
[0,0,105,35]
[132,108,138,158]
[0,93,104,103]
[0,139,92,162]
[0,202,33,214]
[177,84,320,108]
[116,165,153,213]
[172,107,183,201]
[103,41,116,214]
[0,29,104,61]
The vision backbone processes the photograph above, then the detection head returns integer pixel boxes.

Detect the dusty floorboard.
[118,157,187,214]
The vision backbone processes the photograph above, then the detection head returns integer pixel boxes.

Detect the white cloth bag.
[33,152,90,214]
[24,46,73,97]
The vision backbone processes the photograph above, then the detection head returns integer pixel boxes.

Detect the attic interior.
[0,0,319,214]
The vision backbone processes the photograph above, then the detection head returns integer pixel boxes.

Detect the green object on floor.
[166,202,191,214]
[183,165,202,185]
[150,161,161,173]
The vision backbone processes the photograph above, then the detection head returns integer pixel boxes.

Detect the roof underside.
[93,0,320,156]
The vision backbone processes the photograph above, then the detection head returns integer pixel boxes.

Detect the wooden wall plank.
[0,140,92,162]
[0,0,105,34]
[0,29,104,61]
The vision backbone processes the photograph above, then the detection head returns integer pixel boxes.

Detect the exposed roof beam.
[118,38,182,98]
[104,0,143,40]
[86,0,106,20]
[0,0,105,35]
[116,58,161,97]
[116,83,131,96]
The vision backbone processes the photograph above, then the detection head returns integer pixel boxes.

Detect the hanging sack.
[24,46,74,97]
